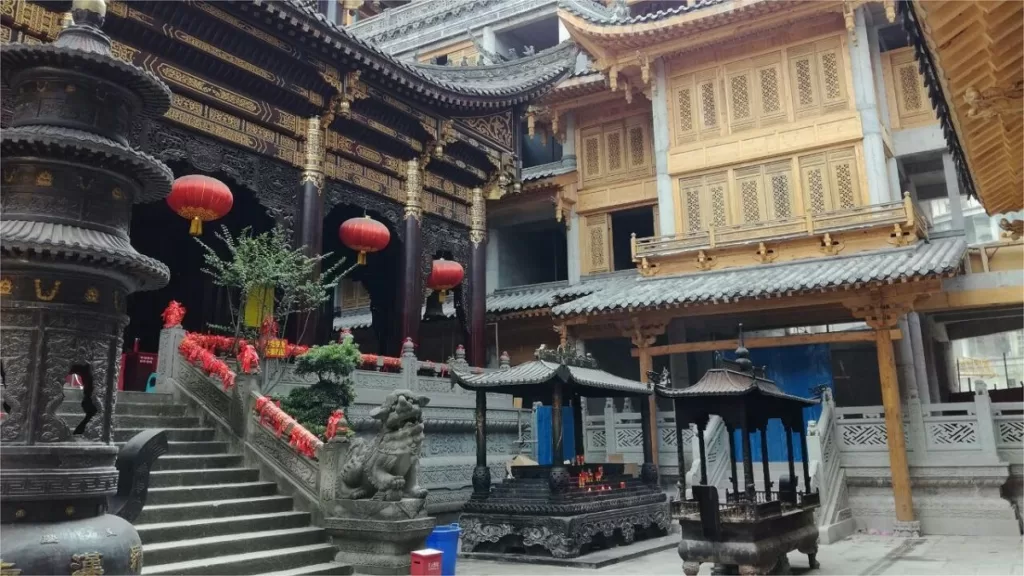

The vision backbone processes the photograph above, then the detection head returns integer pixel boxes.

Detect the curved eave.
[258,1,578,110]
[902,0,1021,215]
[536,71,607,106]
[558,0,812,52]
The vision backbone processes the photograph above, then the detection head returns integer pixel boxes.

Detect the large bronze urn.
[0,0,172,573]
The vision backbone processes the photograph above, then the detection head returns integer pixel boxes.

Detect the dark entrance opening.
[611,206,655,271]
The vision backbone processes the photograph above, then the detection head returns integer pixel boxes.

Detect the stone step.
[113,402,189,417]
[149,468,259,488]
[143,526,326,566]
[137,511,312,544]
[153,454,243,471]
[61,413,200,429]
[62,388,174,404]
[146,482,278,506]
[115,427,214,442]
[116,440,230,455]
[141,543,341,576]
[251,562,355,576]
[138,496,295,524]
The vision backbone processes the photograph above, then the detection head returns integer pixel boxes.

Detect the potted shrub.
[277,336,360,438]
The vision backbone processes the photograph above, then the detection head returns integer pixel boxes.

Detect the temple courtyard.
[458,535,1024,575]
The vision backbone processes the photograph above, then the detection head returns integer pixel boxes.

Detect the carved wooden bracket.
[845,291,915,330]
[621,318,666,349]
[965,81,1024,120]
[820,233,845,256]
[696,249,716,270]
[754,242,777,264]
[888,223,915,247]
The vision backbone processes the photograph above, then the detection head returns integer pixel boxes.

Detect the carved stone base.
[678,509,818,573]
[322,499,435,575]
[892,520,921,538]
[0,515,144,576]
[460,500,671,559]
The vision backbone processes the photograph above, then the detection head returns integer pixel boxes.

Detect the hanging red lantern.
[167,175,233,236]
[428,258,464,303]
[339,215,390,265]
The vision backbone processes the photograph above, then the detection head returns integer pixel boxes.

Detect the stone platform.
[460,464,671,559]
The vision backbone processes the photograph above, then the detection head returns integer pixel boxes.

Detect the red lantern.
[428,258,464,303]
[167,175,233,236]
[339,215,390,265]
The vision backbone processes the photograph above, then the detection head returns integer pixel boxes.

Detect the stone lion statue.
[337,389,430,501]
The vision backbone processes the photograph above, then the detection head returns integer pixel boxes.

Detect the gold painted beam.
[632,329,902,358]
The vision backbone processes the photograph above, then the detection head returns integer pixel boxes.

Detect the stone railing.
[582,400,696,481]
[831,383,1022,535]
[806,390,854,543]
[686,415,731,494]
[156,328,526,516]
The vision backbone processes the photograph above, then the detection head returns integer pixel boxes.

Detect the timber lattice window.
[788,37,848,119]
[679,172,729,232]
[340,278,371,310]
[883,47,934,130]
[580,114,653,183]
[799,147,859,214]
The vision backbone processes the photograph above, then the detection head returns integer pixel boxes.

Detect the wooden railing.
[632,194,927,261]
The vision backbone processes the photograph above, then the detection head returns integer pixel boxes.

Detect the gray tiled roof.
[335,280,600,329]
[522,157,577,182]
[552,237,967,317]
[451,360,651,396]
[655,370,816,405]
[559,0,727,25]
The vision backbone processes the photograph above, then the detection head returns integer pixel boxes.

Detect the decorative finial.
[734,323,753,372]
[499,351,511,370]
[455,345,466,361]
[401,338,416,358]
[72,0,106,17]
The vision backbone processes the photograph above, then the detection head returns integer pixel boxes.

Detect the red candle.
[620,481,626,489]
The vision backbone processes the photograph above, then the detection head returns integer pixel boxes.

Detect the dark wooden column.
[741,419,755,496]
[551,381,564,463]
[759,424,772,493]
[472,389,490,497]
[798,423,811,494]
[785,421,797,486]
[638,392,658,484]
[572,394,585,459]
[468,186,486,367]
[400,159,423,346]
[728,424,739,495]
[294,116,325,346]
[696,418,708,485]
[673,399,686,498]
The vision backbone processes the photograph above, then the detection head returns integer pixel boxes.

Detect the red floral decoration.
[237,342,260,374]
[178,333,236,390]
[427,258,464,303]
[161,300,186,328]
[289,424,321,459]
[325,409,351,441]
[167,175,233,236]
[339,215,390,265]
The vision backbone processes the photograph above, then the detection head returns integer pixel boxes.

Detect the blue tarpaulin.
[726,344,833,462]
[536,405,575,465]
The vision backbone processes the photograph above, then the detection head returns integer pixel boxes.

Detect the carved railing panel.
[687,415,730,492]
[993,402,1024,465]
[807,390,851,530]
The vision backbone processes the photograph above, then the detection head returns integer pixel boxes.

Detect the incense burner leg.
[683,561,701,576]
[798,542,820,569]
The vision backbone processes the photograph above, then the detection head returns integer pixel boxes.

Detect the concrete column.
[867,21,891,132]
[896,317,920,402]
[667,319,691,389]
[558,19,570,43]
[652,58,676,236]
[887,157,902,203]
[848,7,888,206]
[481,27,496,54]
[485,227,499,294]
[567,207,581,285]
[942,152,965,232]
[907,313,933,405]
[562,112,577,160]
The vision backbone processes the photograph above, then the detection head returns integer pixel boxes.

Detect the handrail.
[634,199,923,260]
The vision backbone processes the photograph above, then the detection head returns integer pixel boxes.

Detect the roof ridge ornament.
[734,323,753,373]
[535,344,599,369]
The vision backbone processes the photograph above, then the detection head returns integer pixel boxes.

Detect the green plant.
[279,340,360,438]
[195,225,354,351]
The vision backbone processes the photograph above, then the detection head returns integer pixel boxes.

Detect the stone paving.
[458,535,1024,575]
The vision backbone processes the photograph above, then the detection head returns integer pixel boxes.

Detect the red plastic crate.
[410,549,442,576]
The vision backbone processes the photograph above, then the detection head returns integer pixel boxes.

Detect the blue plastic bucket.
[424,523,460,576]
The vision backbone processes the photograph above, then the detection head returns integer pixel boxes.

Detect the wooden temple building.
[3,0,1021,546]
[0,0,578,370]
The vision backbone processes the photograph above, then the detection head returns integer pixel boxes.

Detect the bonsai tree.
[196,224,353,351]
[278,336,361,438]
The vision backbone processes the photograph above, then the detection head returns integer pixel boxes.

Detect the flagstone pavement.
[458,534,1024,575]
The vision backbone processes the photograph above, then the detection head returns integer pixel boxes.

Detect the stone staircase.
[60,388,352,576]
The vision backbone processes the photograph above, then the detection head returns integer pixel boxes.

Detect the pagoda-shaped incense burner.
[0,0,172,573]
